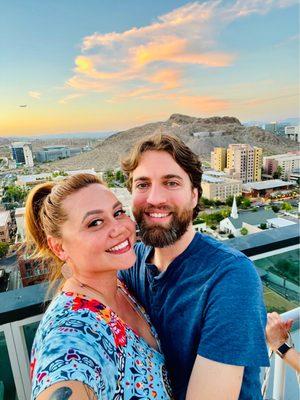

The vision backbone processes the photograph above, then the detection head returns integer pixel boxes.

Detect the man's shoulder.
[192,233,249,264]
[134,241,152,263]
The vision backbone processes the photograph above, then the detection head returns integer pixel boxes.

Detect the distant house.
[220,197,296,237]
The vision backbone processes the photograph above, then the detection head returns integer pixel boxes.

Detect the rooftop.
[228,209,277,229]
[242,179,296,191]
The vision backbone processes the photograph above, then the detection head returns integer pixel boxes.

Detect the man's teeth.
[149,213,169,218]
[107,240,129,252]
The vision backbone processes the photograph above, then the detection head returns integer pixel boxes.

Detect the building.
[224,144,262,183]
[11,142,34,167]
[0,211,12,243]
[285,126,300,142]
[201,171,242,201]
[263,152,300,179]
[242,179,296,198]
[16,169,98,187]
[35,146,71,163]
[15,207,26,241]
[17,248,49,287]
[210,147,226,171]
[220,199,296,237]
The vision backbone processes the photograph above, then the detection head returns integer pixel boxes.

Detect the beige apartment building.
[201,171,242,201]
[0,211,12,243]
[210,147,227,171]
[211,144,262,183]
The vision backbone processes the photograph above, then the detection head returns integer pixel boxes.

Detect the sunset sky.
[1,0,299,136]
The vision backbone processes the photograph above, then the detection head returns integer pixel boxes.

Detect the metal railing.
[0,306,299,400]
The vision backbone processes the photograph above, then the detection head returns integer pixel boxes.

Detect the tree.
[273,166,283,179]
[259,223,267,230]
[225,195,243,207]
[2,185,28,204]
[240,198,251,209]
[0,242,9,258]
[271,205,280,213]
[228,233,235,239]
[281,202,292,211]
[240,227,248,235]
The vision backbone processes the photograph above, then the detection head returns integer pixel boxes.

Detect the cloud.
[64,0,298,109]
[59,93,84,104]
[28,91,41,99]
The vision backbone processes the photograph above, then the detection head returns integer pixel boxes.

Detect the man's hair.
[121,133,203,219]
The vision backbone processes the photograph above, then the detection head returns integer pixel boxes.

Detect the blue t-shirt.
[120,232,269,400]
[30,283,172,400]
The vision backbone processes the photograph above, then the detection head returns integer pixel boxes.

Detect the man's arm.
[186,355,244,400]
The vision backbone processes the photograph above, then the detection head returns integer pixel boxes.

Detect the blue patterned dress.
[30,282,172,399]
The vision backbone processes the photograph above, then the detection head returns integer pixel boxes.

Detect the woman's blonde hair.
[24,173,103,286]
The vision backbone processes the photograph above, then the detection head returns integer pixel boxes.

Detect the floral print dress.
[30,282,172,400]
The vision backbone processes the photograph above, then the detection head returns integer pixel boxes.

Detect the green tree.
[271,205,280,213]
[259,223,267,230]
[241,198,251,209]
[240,227,248,235]
[273,166,283,179]
[0,242,9,258]
[3,185,28,204]
[281,202,292,211]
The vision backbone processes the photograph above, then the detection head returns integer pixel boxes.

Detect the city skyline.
[1,0,299,137]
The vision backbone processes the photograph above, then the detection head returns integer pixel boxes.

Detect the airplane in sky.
[19,105,27,107]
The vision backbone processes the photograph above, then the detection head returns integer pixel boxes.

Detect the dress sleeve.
[197,255,269,367]
[31,315,118,399]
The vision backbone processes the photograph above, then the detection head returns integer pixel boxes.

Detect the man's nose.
[146,184,167,206]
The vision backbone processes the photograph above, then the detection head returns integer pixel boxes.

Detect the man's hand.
[186,355,244,400]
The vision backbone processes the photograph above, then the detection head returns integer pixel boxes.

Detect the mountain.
[45,114,297,172]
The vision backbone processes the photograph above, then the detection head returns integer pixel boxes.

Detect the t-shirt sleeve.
[197,255,269,367]
[31,319,117,399]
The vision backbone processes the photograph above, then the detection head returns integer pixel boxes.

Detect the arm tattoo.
[49,387,72,400]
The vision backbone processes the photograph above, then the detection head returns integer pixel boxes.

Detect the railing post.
[272,354,286,400]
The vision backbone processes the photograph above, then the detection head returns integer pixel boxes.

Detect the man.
[120,134,269,399]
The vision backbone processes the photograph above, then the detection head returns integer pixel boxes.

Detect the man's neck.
[151,225,196,272]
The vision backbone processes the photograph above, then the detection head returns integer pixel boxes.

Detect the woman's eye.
[115,209,126,218]
[88,219,103,228]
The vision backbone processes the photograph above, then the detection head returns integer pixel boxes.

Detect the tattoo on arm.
[49,387,73,400]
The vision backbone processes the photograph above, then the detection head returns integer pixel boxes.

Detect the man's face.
[131,150,198,247]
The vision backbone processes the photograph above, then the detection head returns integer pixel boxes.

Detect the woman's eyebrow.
[81,201,122,223]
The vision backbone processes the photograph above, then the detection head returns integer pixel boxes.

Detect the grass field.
[263,286,298,313]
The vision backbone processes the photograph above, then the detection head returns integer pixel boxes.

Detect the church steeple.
[231,196,238,219]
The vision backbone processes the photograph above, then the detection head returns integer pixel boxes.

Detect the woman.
[26,173,172,400]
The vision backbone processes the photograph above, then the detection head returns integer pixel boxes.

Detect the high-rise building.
[11,142,34,167]
[224,144,262,183]
[263,151,300,179]
[285,126,300,142]
[210,147,226,171]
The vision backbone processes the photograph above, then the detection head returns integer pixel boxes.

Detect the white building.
[11,142,34,167]
[285,126,300,142]
[263,152,300,179]
[0,211,12,243]
[15,207,26,241]
[201,171,242,201]
[220,199,296,237]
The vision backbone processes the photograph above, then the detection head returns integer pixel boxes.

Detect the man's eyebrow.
[163,174,183,180]
[133,174,183,182]
[81,201,122,223]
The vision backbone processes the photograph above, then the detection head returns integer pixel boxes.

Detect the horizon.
[1,0,299,137]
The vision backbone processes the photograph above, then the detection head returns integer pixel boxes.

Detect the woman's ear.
[47,236,68,261]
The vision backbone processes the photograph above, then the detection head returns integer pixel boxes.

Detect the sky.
[1,0,299,137]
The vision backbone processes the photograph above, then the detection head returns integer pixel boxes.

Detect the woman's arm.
[36,381,97,400]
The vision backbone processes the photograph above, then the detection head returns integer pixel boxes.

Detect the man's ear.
[47,236,68,261]
[192,187,198,208]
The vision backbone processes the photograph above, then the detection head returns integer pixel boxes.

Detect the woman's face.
[57,183,136,276]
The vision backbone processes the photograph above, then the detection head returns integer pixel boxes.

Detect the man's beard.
[134,205,193,248]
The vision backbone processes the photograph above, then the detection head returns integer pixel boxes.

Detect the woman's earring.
[61,263,73,279]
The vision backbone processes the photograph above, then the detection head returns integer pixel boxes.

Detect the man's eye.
[115,209,126,217]
[166,181,179,187]
[88,219,103,228]
[136,182,149,190]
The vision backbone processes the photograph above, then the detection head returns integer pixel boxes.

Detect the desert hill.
[46,114,296,171]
